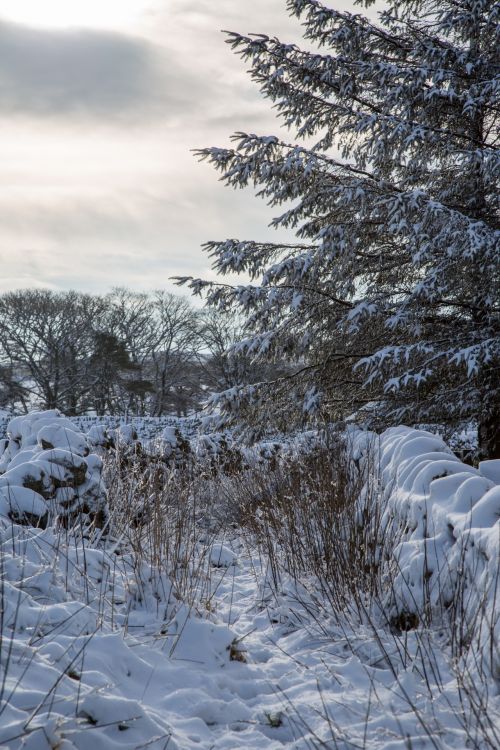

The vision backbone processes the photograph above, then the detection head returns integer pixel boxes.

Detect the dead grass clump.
[102,446,230,617]
[217,434,385,621]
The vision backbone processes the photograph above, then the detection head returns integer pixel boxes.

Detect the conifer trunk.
[478,389,500,460]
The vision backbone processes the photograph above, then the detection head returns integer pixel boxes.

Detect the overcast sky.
[0,0,356,295]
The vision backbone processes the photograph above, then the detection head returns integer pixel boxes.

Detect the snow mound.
[0,485,48,527]
[37,423,89,455]
[210,542,238,568]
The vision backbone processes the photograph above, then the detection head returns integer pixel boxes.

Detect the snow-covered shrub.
[116,423,139,444]
[194,433,245,477]
[254,441,283,471]
[0,410,108,529]
[87,423,116,451]
[161,426,192,466]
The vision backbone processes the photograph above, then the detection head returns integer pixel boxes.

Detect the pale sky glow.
[0,0,151,30]
[0,0,355,295]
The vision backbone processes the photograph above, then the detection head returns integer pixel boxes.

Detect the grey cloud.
[0,20,197,119]
[0,0,329,294]
[0,174,293,295]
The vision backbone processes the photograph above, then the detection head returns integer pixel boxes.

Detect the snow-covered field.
[0,411,499,749]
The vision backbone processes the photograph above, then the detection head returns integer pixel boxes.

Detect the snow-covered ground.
[2,528,499,749]
[0,412,499,749]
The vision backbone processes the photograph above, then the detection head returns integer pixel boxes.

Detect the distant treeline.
[0,288,276,416]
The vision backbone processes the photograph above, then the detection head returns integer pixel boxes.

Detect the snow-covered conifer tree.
[178,0,499,456]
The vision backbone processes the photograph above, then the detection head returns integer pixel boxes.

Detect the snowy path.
[160,538,463,750]
[104,536,481,750]
[1,526,498,749]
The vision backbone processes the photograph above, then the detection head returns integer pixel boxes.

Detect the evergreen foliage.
[178,0,500,456]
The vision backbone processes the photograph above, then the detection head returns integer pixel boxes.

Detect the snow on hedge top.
[479,460,500,485]
[7,410,78,445]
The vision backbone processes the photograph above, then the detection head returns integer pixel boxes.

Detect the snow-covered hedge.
[364,427,500,677]
[0,410,107,528]
[0,414,202,443]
